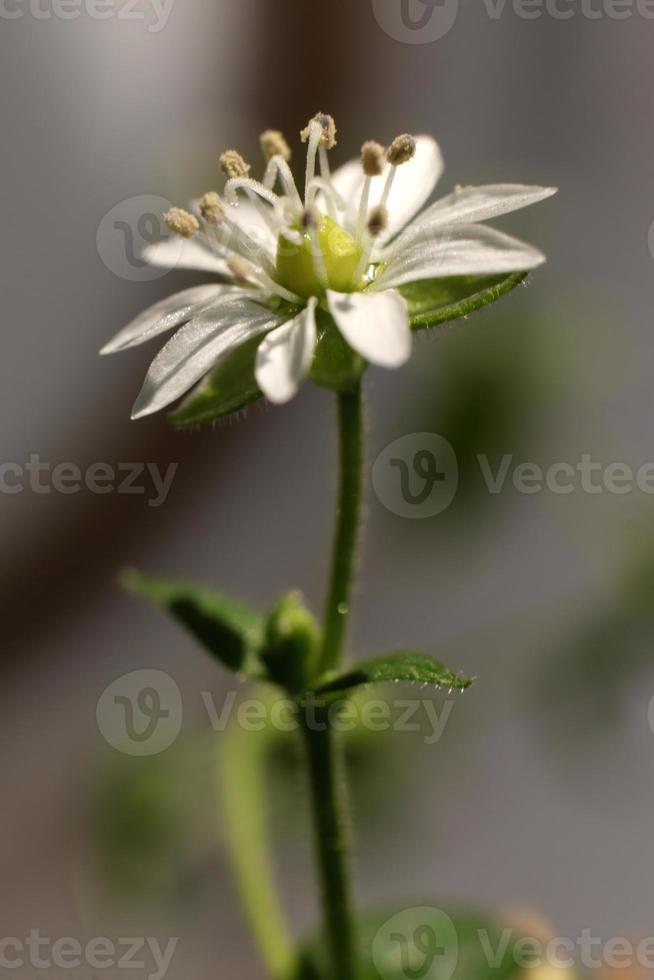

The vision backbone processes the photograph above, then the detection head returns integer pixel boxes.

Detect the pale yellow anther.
[199,191,224,225]
[260,129,291,162]
[227,254,252,283]
[387,134,417,166]
[220,150,251,179]
[367,205,389,238]
[361,141,386,177]
[301,112,337,149]
[164,207,199,239]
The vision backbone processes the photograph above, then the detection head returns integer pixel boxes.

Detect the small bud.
[387,133,417,166]
[220,150,251,179]
[300,206,321,231]
[227,254,251,283]
[262,591,321,693]
[301,112,337,149]
[164,207,199,239]
[367,204,389,238]
[361,140,386,177]
[199,191,224,225]
[260,129,291,162]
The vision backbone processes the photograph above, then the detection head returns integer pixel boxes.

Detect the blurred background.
[2,0,654,976]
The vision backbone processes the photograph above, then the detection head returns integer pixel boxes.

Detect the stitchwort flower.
[101,113,556,418]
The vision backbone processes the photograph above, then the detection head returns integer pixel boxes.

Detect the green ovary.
[275,215,362,300]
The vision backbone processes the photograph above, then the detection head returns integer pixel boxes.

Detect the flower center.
[275,215,362,300]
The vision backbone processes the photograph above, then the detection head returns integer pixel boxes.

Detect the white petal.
[255,299,317,404]
[373,223,547,290]
[131,294,284,419]
[143,237,230,275]
[100,284,237,355]
[386,184,558,256]
[329,136,444,243]
[327,290,411,368]
[222,198,277,256]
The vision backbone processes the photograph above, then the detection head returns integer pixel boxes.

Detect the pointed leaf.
[121,569,266,677]
[316,652,473,696]
[399,271,528,331]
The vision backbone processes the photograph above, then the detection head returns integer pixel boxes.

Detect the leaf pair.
[122,570,472,697]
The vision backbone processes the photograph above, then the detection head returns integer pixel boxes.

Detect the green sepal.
[121,569,266,678]
[309,308,366,393]
[168,332,264,428]
[400,271,528,332]
[260,591,321,694]
[316,652,473,696]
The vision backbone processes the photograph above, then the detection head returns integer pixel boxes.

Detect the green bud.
[262,591,321,693]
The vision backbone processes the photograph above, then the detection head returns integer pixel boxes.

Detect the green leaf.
[399,272,528,332]
[316,652,473,696]
[121,569,266,677]
[309,309,366,393]
[294,904,533,980]
[168,332,264,428]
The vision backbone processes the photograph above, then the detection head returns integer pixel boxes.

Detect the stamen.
[220,150,252,180]
[387,134,417,167]
[303,120,322,207]
[353,205,389,285]
[306,177,344,220]
[199,191,224,225]
[301,206,321,231]
[263,155,303,208]
[164,207,199,239]
[227,254,252,283]
[224,177,279,210]
[307,223,328,288]
[361,141,385,177]
[301,112,337,149]
[260,130,291,163]
[367,204,389,239]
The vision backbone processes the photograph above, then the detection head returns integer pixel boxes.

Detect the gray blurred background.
[2,0,654,977]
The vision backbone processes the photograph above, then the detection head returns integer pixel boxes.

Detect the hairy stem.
[320,382,364,675]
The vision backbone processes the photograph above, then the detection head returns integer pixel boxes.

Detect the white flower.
[101,114,556,419]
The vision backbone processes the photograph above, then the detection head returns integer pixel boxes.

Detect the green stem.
[302,711,358,980]
[301,382,364,980]
[320,382,364,675]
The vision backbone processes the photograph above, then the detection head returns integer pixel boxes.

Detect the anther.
[227,254,252,283]
[367,205,389,238]
[361,141,386,177]
[301,206,321,231]
[199,191,224,225]
[220,150,252,179]
[301,112,337,149]
[387,134,417,166]
[164,207,199,239]
[260,130,291,162]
